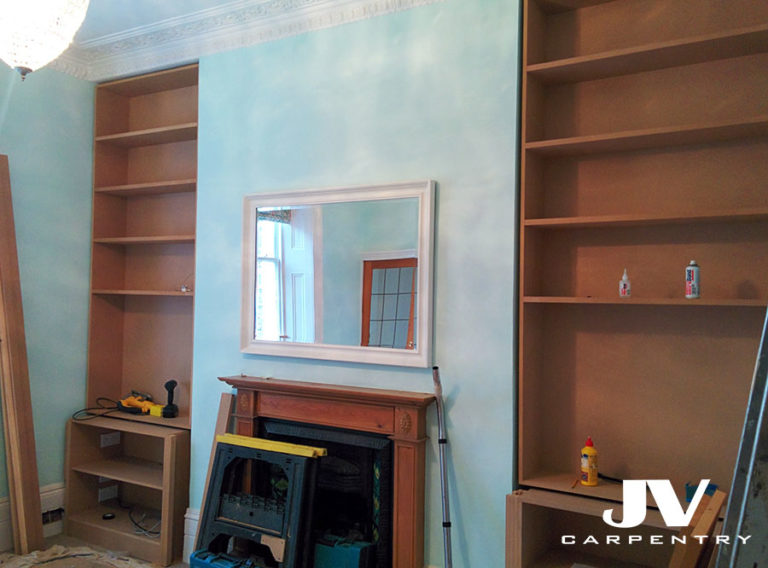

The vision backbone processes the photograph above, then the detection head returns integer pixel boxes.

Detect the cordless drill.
[159,379,179,418]
[118,380,179,418]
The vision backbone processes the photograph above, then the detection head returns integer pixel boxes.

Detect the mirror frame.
[241,180,435,367]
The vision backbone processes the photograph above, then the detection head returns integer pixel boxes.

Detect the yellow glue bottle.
[580,436,598,486]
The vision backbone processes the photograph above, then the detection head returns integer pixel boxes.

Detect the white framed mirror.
[241,180,435,367]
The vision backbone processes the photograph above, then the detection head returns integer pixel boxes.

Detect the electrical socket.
[98,485,118,502]
[100,431,120,448]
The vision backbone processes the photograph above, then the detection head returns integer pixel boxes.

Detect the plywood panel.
[121,296,193,417]
[123,243,194,291]
[124,193,196,237]
[534,222,768,299]
[541,54,768,140]
[125,141,197,184]
[102,64,198,97]
[93,144,129,188]
[92,193,128,239]
[94,89,129,137]
[90,244,127,290]
[542,0,768,61]
[539,138,768,219]
[86,295,126,405]
[128,87,198,132]
[521,304,761,490]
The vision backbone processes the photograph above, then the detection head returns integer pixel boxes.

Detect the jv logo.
[603,479,710,528]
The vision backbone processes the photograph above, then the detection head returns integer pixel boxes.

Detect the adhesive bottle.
[685,260,700,299]
[580,437,598,486]
[619,268,631,298]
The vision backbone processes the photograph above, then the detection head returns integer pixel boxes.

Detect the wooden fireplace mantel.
[219,375,435,568]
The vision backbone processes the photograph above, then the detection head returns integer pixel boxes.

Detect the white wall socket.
[100,431,120,448]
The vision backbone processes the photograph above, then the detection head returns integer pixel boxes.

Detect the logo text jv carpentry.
[561,479,751,545]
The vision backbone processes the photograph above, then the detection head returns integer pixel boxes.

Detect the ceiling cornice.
[50,0,443,82]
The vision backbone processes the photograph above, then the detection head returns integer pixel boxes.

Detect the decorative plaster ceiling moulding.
[50,0,444,82]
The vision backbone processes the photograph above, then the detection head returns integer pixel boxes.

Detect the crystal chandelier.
[0,0,90,80]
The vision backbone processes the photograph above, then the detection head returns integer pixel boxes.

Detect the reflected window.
[255,217,283,341]
[361,258,417,349]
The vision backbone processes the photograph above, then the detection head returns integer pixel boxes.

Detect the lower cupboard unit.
[507,490,678,568]
[65,417,189,565]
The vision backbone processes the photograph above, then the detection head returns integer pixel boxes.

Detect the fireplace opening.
[260,419,393,568]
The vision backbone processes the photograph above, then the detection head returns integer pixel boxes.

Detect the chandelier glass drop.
[0,0,90,79]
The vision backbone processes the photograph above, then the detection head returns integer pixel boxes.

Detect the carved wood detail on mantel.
[219,375,435,568]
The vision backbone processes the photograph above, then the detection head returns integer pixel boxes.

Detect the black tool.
[163,379,179,418]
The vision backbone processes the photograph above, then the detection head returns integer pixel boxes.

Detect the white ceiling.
[55,0,442,82]
[74,0,231,41]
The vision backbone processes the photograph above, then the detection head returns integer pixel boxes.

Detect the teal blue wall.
[193,1,519,565]
[0,67,93,497]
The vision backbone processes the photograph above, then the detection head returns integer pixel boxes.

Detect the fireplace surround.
[219,375,435,568]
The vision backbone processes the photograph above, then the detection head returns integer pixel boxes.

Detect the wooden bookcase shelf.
[510,1,768,566]
[93,235,196,245]
[94,179,197,196]
[92,289,194,297]
[525,208,768,229]
[95,123,198,147]
[71,456,164,489]
[527,23,768,83]
[524,116,768,156]
[68,64,198,565]
[65,417,189,565]
[523,296,767,307]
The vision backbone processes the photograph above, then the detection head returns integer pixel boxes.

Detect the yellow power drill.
[117,381,178,418]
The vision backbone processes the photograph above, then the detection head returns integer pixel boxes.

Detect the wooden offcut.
[0,154,44,553]
[668,489,727,568]
[194,392,234,548]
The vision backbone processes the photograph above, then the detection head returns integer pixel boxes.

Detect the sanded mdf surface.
[519,303,761,492]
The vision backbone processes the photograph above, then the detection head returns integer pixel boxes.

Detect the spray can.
[619,268,631,298]
[685,260,700,299]
[580,437,598,486]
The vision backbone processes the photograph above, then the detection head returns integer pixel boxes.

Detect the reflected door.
[361,258,417,349]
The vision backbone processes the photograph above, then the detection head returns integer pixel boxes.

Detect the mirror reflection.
[361,258,417,349]
[253,198,419,348]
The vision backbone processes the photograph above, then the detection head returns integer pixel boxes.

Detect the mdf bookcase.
[511,1,768,566]
[65,417,190,565]
[65,64,198,565]
[87,63,198,428]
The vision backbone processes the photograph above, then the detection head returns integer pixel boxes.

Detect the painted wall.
[0,68,93,497]
[193,0,518,566]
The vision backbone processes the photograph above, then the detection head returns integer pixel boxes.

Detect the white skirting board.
[0,483,65,552]
[183,508,200,563]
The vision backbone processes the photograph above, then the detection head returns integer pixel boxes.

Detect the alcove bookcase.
[87,64,198,428]
[509,1,768,566]
[65,64,198,565]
